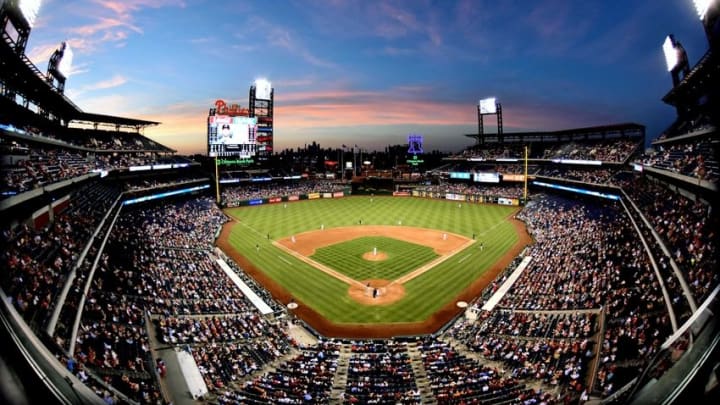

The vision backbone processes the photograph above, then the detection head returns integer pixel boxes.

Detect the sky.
[21,0,711,155]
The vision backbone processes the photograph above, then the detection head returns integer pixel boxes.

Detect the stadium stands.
[2,1,718,402]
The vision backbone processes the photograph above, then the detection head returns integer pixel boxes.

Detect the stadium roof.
[662,49,719,106]
[69,112,159,128]
[1,37,159,129]
[0,36,80,117]
[465,122,645,142]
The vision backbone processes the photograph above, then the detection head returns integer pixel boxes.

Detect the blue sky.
[24,0,710,154]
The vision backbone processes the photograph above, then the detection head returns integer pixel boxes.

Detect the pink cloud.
[68,17,142,36]
[91,0,187,16]
[132,89,625,155]
[26,43,60,67]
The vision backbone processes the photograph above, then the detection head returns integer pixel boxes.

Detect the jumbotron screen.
[208,115,257,157]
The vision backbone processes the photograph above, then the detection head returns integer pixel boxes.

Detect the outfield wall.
[225,189,351,208]
[225,187,525,208]
[410,190,524,206]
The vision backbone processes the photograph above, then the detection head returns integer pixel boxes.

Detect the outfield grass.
[225,196,519,324]
[311,236,439,281]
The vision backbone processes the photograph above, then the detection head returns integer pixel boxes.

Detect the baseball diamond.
[216,196,532,338]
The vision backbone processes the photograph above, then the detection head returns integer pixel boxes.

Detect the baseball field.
[216,196,531,338]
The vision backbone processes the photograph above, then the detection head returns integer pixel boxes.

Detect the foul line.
[273,241,366,287]
[458,253,473,263]
[390,238,477,286]
[225,212,270,242]
[277,256,292,266]
[273,231,476,289]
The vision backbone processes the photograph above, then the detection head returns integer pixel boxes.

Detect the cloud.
[43,0,187,56]
[91,0,187,16]
[291,0,443,54]
[249,16,337,68]
[273,78,317,88]
[136,102,210,154]
[68,16,143,37]
[380,46,417,56]
[26,43,60,68]
[128,82,634,155]
[69,93,134,115]
[85,75,128,91]
[67,75,128,99]
[26,42,90,77]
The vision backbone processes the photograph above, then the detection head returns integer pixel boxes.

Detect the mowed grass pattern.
[226,196,519,324]
[311,236,439,281]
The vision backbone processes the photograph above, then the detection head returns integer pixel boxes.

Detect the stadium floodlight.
[692,0,712,20]
[479,97,497,114]
[56,42,73,78]
[254,78,272,100]
[663,35,679,72]
[19,0,42,28]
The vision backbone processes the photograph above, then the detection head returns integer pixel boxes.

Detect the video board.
[479,98,497,114]
[208,115,257,157]
[473,172,500,183]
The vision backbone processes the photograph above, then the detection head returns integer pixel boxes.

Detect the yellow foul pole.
[215,156,220,204]
[523,145,528,202]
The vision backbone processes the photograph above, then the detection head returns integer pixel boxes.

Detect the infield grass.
[225,196,519,324]
[311,236,439,280]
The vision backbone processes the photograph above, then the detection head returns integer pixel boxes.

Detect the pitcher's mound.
[348,279,405,305]
[362,251,388,261]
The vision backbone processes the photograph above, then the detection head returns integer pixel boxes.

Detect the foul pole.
[215,156,220,204]
[523,145,528,202]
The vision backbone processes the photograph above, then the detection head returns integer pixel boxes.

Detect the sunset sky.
[23,0,709,154]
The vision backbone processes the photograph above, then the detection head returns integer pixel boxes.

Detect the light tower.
[691,0,720,49]
[663,34,690,87]
[475,97,503,145]
[249,78,274,161]
[46,41,73,94]
[0,0,42,55]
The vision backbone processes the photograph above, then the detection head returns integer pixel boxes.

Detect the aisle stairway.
[406,341,437,405]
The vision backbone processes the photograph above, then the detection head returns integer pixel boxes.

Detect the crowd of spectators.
[493,195,672,397]
[465,310,596,339]
[66,195,297,402]
[190,335,290,392]
[419,338,551,404]
[535,167,620,185]
[71,130,171,152]
[619,176,718,305]
[635,140,718,184]
[221,340,341,404]
[1,141,93,194]
[221,180,345,206]
[67,202,224,403]
[540,140,640,163]
[156,314,283,345]
[451,139,640,163]
[1,136,193,197]
[344,340,421,404]
[114,198,227,250]
[1,182,120,329]
[452,144,526,160]
[123,175,209,192]
[4,124,172,152]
